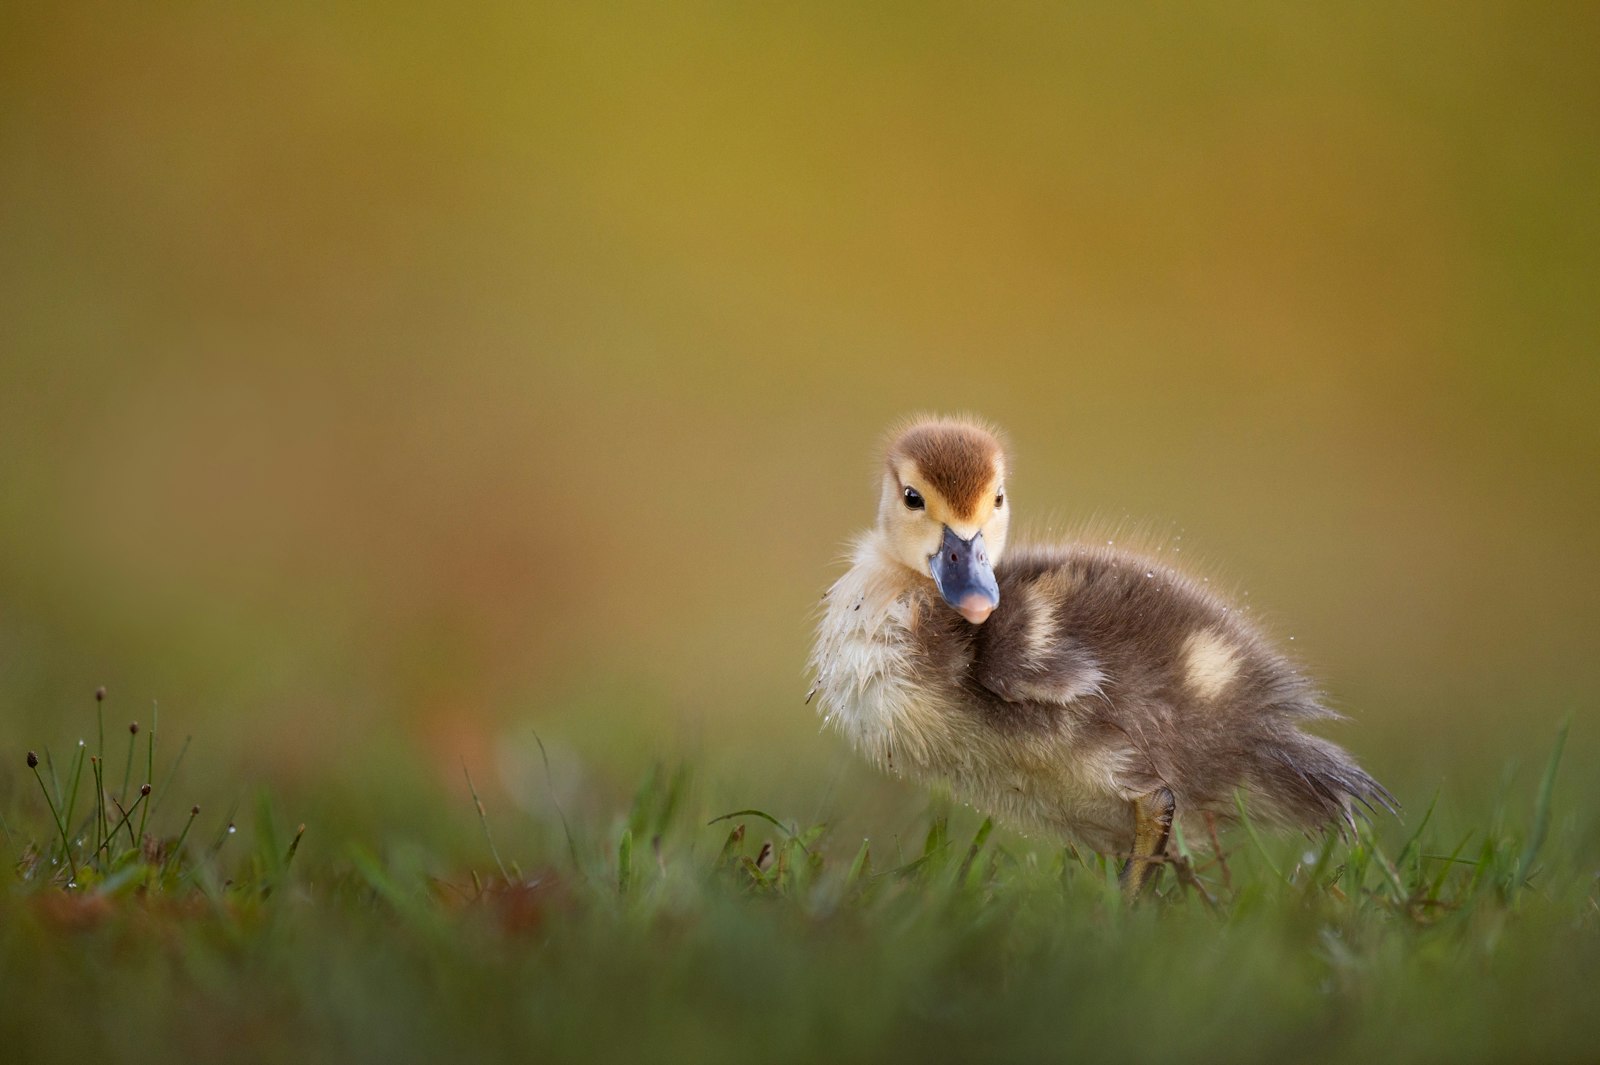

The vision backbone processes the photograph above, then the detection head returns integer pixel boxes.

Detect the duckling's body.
[809,417,1391,891]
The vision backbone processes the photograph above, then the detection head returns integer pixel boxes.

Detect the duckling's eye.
[902,486,925,511]
[995,490,1005,508]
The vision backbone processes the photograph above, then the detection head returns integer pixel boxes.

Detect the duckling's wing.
[971,575,1106,707]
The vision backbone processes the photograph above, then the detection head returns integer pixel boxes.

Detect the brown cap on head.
[887,419,1004,521]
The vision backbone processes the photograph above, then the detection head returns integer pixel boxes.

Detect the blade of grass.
[708,808,812,854]
[1513,717,1569,894]
[44,747,63,810]
[95,860,151,897]
[254,793,284,884]
[91,756,106,869]
[715,823,746,867]
[150,734,192,818]
[1393,789,1439,872]
[957,817,994,885]
[137,702,158,844]
[1425,832,1475,898]
[1303,829,1341,896]
[176,799,240,887]
[922,816,949,867]
[1466,837,1498,898]
[462,760,512,883]
[1169,823,1222,912]
[347,845,444,929]
[100,788,151,857]
[63,741,87,852]
[844,838,871,886]
[532,730,585,879]
[1365,827,1407,902]
[163,805,202,878]
[1233,791,1288,886]
[737,855,769,889]
[27,752,77,882]
[618,829,633,896]
[259,823,307,900]
[120,721,138,805]
[626,764,660,839]
[208,798,242,858]
[657,763,689,837]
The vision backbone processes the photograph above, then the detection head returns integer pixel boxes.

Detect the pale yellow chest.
[808,559,935,771]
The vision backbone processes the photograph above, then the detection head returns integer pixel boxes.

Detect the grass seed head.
[95,686,106,702]
[129,721,139,735]
[140,783,152,796]
[27,750,39,768]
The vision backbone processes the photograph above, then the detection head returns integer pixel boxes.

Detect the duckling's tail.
[1252,734,1398,836]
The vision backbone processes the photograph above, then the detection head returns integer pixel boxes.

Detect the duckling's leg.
[1119,786,1175,899]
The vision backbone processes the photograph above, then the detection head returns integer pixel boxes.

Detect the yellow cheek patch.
[1182,628,1241,700]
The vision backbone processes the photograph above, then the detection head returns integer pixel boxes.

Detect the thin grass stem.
[150,734,191,818]
[207,798,242,860]
[1513,717,1569,894]
[138,702,157,844]
[707,808,813,854]
[533,730,585,879]
[63,742,87,852]
[1233,791,1288,886]
[165,805,201,878]
[100,791,150,858]
[28,754,77,882]
[120,721,138,805]
[284,823,306,870]
[462,760,512,883]
[91,756,106,869]
[44,747,63,810]
[617,829,633,895]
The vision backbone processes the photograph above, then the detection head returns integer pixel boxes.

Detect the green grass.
[2,708,1596,1065]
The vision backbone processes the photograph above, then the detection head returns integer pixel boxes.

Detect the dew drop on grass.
[1302,850,1317,865]
[1145,571,1153,578]
[228,824,237,834]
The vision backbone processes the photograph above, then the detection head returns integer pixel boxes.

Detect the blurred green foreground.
[1,708,1595,1065]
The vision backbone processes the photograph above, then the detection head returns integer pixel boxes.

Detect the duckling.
[808,416,1393,896]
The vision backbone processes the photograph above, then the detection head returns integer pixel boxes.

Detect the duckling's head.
[879,417,1010,625]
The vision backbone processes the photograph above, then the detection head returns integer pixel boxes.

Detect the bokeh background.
[3,4,1596,830]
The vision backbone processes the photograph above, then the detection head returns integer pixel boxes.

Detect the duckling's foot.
[1119,786,1175,900]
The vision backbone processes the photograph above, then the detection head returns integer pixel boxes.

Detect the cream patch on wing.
[1182,628,1241,700]
[1002,566,1102,706]
[1019,584,1055,661]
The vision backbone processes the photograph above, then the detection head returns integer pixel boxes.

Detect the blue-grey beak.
[929,526,999,624]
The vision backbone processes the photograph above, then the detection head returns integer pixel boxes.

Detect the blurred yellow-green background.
[3,4,1596,813]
